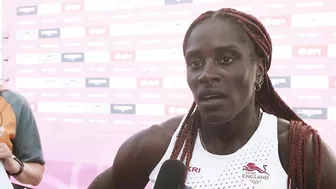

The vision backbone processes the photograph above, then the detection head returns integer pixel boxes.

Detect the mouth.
[198,89,226,102]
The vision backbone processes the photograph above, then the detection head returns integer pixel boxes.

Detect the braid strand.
[172,8,323,189]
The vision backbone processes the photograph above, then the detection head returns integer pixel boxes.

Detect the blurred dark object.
[12,182,34,189]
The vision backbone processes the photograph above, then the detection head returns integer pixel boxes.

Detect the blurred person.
[0,88,45,187]
[88,8,336,189]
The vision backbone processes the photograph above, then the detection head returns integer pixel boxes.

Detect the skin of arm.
[88,129,156,189]
[307,137,336,189]
[3,157,44,186]
[2,92,45,186]
[278,119,336,189]
[88,116,183,189]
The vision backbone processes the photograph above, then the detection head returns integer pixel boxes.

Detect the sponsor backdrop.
[3,0,336,188]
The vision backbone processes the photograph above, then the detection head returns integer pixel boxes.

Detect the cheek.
[187,71,200,100]
[231,68,255,95]
[187,72,196,90]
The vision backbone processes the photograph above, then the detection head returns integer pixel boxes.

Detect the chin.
[199,110,232,125]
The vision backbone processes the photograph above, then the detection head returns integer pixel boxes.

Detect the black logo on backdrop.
[61,53,85,62]
[38,29,61,38]
[111,104,136,114]
[17,6,37,16]
[85,78,109,88]
[270,76,291,88]
[292,107,327,119]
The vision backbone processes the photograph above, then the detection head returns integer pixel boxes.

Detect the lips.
[198,89,226,102]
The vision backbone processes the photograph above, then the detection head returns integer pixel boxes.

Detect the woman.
[88,8,336,189]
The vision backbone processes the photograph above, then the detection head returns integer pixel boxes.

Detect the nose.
[197,62,221,85]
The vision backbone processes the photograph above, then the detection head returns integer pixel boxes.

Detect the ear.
[255,58,266,84]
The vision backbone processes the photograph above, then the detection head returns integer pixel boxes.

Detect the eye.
[188,59,203,68]
[217,56,234,65]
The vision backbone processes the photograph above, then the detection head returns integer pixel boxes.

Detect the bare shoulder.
[276,118,290,173]
[88,115,184,189]
[277,118,336,189]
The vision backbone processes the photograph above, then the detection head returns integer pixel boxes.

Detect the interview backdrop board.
[3,0,336,188]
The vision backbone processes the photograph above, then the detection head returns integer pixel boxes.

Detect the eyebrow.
[184,44,241,58]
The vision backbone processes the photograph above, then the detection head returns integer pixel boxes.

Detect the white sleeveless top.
[149,112,288,189]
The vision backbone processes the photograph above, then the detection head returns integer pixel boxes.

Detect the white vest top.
[149,112,288,189]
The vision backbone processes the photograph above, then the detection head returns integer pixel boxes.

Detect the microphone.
[153,159,186,189]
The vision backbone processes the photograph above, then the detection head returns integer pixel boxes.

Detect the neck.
[199,102,261,155]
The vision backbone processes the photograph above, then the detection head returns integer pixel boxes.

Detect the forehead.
[185,17,253,55]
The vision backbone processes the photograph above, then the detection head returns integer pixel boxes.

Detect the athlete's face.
[184,17,265,124]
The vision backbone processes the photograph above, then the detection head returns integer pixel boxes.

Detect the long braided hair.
[169,8,323,189]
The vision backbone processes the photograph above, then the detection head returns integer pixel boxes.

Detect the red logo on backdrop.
[165,105,189,116]
[293,45,327,57]
[242,162,270,185]
[86,27,109,36]
[62,3,83,12]
[137,77,162,88]
[329,77,336,88]
[261,16,290,27]
[111,51,135,61]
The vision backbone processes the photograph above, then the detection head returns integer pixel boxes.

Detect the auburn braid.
[170,101,197,160]
[172,8,323,189]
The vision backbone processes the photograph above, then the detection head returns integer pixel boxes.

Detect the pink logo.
[242,162,270,185]
[86,27,108,36]
[111,51,135,61]
[243,162,269,175]
[137,77,162,88]
[261,16,290,27]
[63,3,83,12]
[166,105,189,115]
[293,45,327,57]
